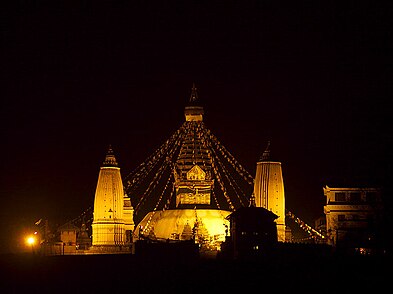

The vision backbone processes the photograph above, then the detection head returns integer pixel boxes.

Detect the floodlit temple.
[253,142,286,241]
[88,84,327,254]
[91,146,135,249]
[133,84,232,248]
[38,85,386,256]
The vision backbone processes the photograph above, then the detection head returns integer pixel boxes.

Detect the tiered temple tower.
[92,146,134,248]
[174,83,214,207]
[253,142,286,242]
[133,84,232,244]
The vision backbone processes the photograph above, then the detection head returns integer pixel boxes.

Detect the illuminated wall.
[92,146,134,246]
[253,145,286,242]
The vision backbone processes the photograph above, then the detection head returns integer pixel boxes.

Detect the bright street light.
[26,236,36,246]
[26,235,37,254]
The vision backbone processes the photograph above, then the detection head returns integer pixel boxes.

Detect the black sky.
[1,1,392,253]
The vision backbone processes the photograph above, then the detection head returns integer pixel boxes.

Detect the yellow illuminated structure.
[253,142,286,242]
[136,209,230,244]
[174,86,214,207]
[136,84,231,247]
[92,146,134,248]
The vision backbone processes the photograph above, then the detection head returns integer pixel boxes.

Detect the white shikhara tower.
[253,142,286,242]
[92,146,134,247]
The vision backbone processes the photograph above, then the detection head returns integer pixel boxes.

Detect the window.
[350,192,361,202]
[335,192,346,202]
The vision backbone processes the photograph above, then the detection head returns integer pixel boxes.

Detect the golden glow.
[26,236,36,246]
[187,165,206,180]
[184,106,204,121]
[136,209,231,248]
[92,150,135,246]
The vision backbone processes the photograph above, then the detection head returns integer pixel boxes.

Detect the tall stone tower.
[92,145,134,247]
[253,142,286,242]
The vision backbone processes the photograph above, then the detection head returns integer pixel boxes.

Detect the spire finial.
[189,82,198,103]
[184,83,204,121]
[260,141,271,161]
[103,144,118,167]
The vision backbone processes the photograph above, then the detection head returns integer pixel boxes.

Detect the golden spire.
[189,82,199,103]
[103,144,118,167]
[184,83,204,122]
[260,141,271,161]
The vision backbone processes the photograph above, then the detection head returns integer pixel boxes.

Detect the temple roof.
[184,83,204,121]
[259,141,271,161]
[103,145,119,167]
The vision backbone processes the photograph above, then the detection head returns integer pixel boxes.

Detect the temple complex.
[25,84,388,258]
[90,84,291,252]
[32,84,387,257]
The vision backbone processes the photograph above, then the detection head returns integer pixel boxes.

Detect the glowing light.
[26,236,36,246]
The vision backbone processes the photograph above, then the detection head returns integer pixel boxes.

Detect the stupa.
[134,84,232,248]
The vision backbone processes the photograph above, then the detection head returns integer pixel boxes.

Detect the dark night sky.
[1,1,392,252]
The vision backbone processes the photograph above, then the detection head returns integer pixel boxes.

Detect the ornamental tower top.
[103,144,118,167]
[184,83,204,122]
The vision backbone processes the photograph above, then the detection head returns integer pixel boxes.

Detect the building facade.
[323,186,384,252]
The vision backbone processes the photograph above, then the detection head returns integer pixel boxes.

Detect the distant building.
[323,186,384,253]
[58,222,78,254]
[91,146,135,251]
[224,205,278,259]
[59,222,78,245]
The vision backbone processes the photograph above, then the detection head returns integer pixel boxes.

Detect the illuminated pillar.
[92,146,133,246]
[253,142,286,242]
